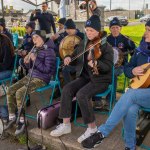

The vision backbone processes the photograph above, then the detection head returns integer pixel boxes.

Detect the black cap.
[145,19,150,27]
[64,19,76,29]
[85,15,101,32]
[32,30,47,42]
[109,17,121,28]
[26,21,35,29]
[58,18,66,25]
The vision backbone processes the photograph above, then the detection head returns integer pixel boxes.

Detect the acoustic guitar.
[130,63,150,89]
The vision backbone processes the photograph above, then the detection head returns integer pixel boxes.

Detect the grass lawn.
[104,24,145,92]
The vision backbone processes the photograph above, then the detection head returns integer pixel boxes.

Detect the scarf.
[136,40,150,62]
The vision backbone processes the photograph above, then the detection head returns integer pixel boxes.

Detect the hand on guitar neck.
[130,63,150,89]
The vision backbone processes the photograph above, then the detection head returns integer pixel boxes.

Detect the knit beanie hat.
[145,19,150,27]
[58,18,66,25]
[26,21,35,29]
[32,30,47,42]
[109,17,121,28]
[85,15,101,32]
[64,19,76,29]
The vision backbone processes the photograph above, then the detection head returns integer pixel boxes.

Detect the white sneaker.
[77,127,97,143]
[50,123,71,137]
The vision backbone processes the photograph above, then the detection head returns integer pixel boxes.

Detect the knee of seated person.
[6,86,14,95]
[76,91,87,102]
[62,84,72,94]
[127,105,139,116]
[16,88,25,99]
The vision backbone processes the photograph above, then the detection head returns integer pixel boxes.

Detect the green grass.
[104,24,145,92]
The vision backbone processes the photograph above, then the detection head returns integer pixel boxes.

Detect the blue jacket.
[124,49,150,79]
[30,11,56,34]
[107,33,136,65]
[25,39,56,84]
[20,33,34,52]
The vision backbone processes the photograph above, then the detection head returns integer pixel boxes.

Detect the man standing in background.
[30,2,56,34]
[89,0,101,20]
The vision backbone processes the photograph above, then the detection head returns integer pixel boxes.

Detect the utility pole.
[35,0,37,9]
[129,0,130,19]
[110,0,111,11]
[1,0,4,19]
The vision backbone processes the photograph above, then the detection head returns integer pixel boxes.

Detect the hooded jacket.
[25,39,56,84]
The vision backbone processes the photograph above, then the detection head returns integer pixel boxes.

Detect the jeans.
[59,77,109,124]
[98,88,150,150]
[0,70,12,80]
[62,65,76,85]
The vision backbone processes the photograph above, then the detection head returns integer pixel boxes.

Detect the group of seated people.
[0,13,150,150]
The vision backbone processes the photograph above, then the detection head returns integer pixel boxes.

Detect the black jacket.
[30,11,56,34]
[0,34,14,71]
[70,34,114,83]
[107,33,136,65]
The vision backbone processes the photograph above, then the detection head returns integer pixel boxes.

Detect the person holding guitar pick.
[81,20,150,150]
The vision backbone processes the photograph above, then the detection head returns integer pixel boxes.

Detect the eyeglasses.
[42,5,47,8]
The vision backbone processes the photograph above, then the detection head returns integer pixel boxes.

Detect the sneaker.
[4,117,16,130]
[15,122,25,136]
[77,127,97,143]
[50,123,71,137]
[81,132,104,149]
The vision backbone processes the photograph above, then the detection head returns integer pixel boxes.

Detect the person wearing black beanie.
[50,15,114,147]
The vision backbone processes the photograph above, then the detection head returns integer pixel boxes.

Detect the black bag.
[136,112,150,146]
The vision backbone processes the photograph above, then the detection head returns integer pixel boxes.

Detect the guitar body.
[130,63,150,89]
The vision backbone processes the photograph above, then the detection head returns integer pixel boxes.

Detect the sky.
[1,0,150,12]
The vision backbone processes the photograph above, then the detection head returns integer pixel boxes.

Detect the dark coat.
[70,34,114,83]
[0,34,14,71]
[20,33,34,52]
[107,33,136,65]
[30,11,56,34]
[3,29,13,43]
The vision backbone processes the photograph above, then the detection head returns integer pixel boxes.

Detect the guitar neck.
[143,64,150,73]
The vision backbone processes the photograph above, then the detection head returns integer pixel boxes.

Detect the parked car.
[105,16,128,26]
[139,14,150,22]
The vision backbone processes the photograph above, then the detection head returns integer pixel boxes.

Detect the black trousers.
[59,77,109,124]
